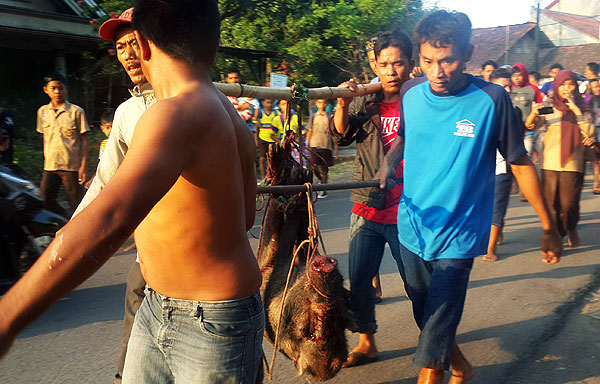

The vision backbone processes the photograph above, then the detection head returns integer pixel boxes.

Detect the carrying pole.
[214,82,382,101]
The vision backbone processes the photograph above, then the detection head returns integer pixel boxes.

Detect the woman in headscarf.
[584,79,600,194]
[525,70,594,247]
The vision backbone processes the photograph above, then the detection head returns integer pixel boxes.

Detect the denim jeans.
[399,243,473,371]
[348,213,405,333]
[122,289,265,384]
[492,173,512,227]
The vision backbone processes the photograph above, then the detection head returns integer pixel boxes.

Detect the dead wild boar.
[257,139,350,382]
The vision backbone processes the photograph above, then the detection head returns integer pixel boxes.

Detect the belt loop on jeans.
[194,305,202,320]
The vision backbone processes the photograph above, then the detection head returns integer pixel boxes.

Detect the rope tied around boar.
[268,182,335,380]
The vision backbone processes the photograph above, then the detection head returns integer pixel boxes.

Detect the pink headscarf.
[552,70,586,167]
[512,63,543,103]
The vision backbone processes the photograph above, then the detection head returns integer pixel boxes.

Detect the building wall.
[546,0,600,17]
[538,13,598,46]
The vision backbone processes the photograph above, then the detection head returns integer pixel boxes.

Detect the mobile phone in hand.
[538,106,554,115]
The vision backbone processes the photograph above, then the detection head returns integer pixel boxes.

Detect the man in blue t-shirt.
[377,10,563,384]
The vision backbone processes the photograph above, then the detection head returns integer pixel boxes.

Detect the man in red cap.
[74,7,155,383]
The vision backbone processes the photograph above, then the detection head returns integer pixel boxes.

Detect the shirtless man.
[0,1,264,382]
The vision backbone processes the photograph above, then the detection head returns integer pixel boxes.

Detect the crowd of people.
[0,2,598,384]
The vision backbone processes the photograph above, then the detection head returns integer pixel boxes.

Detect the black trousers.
[542,170,584,237]
[117,261,147,377]
[39,170,82,217]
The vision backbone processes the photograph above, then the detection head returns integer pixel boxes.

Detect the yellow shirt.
[273,114,304,137]
[257,110,280,143]
[37,101,90,171]
[541,110,593,172]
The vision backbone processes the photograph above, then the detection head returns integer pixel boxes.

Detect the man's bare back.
[132,87,261,300]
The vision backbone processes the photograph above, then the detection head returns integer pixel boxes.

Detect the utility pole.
[534,0,540,71]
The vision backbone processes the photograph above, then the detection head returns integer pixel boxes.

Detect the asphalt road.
[1,174,599,384]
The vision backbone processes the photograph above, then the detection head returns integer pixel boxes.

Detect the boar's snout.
[311,255,338,273]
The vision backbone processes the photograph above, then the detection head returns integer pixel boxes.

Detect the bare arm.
[0,102,189,357]
[510,155,562,263]
[375,135,405,189]
[525,103,542,130]
[333,81,356,135]
[78,133,89,184]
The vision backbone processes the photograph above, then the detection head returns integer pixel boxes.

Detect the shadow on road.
[18,282,126,339]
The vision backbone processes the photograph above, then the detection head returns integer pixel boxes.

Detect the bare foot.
[496,230,503,245]
[417,368,444,384]
[449,364,476,384]
[483,251,498,262]
[343,334,378,368]
[449,343,475,384]
[568,230,580,248]
[542,251,560,265]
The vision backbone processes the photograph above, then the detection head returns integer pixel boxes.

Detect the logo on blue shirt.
[454,119,476,138]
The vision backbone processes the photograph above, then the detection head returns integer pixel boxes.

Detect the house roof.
[539,9,600,40]
[468,22,537,72]
[538,43,600,74]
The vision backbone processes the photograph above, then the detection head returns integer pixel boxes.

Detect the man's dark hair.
[550,63,563,71]
[490,68,511,81]
[529,71,541,82]
[43,72,68,87]
[374,30,413,61]
[414,10,472,54]
[587,62,599,75]
[100,108,115,124]
[132,0,220,64]
[228,68,241,76]
[481,60,497,70]
[365,35,379,52]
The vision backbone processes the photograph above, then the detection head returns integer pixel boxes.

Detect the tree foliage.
[220,0,424,86]
[94,0,424,86]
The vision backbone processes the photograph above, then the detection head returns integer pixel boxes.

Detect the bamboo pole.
[256,179,403,194]
[214,82,382,100]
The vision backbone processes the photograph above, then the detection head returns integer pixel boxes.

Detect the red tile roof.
[538,43,600,74]
[540,9,600,40]
[467,23,537,72]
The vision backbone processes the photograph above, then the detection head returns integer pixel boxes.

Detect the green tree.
[220,0,424,86]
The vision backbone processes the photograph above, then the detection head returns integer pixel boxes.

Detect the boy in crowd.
[511,63,542,158]
[529,71,541,88]
[540,63,563,97]
[37,72,89,217]
[0,1,264,383]
[484,68,525,262]
[480,60,497,82]
[256,98,280,182]
[225,68,255,131]
[333,30,412,368]
[377,10,562,383]
[580,62,599,94]
[307,98,333,198]
[99,109,114,159]
[366,36,380,84]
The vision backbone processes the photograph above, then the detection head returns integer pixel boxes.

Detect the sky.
[423,0,556,29]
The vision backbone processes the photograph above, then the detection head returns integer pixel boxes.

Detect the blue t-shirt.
[397,74,526,261]
[540,81,553,95]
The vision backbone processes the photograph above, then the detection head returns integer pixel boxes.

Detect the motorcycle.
[0,164,67,293]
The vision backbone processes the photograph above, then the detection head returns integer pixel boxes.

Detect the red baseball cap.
[98,8,134,41]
